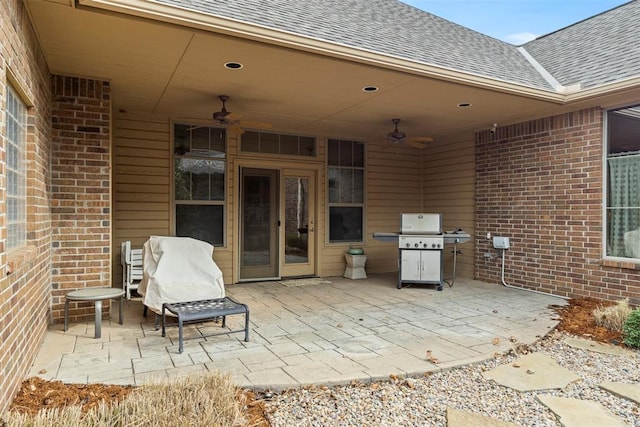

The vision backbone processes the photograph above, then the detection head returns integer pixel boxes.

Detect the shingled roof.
[523,0,639,90]
[157,0,638,92]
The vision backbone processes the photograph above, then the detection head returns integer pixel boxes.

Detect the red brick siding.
[50,76,112,323]
[475,108,640,304]
[0,0,53,414]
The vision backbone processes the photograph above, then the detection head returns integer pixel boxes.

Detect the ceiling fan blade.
[224,112,243,121]
[227,124,245,135]
[404,136,433,148]
[235,120,272,130]
[404,140,427,149]
[407,136,434,143]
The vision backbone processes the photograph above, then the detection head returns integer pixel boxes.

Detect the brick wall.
[475,108,640,304]
[0,0,53,415]
[50,76,112,323]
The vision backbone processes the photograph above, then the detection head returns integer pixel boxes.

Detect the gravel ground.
[262,331,640,426]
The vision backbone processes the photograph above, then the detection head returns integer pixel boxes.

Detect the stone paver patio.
[29,273,564,390]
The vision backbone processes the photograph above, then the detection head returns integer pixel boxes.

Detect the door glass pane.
[285,177,309,264]
[243,175,272,266]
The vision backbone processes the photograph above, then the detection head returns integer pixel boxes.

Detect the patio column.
[50,76,112,323]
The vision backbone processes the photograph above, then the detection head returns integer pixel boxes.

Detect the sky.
[402,0,630,44]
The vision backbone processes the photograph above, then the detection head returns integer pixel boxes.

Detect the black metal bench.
[162,296,250,353]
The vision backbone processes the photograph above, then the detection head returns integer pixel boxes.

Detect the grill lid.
[400,213,442,234]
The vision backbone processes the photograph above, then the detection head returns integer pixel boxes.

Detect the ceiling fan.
[212,95,272,134]
[176,95,272,156]
[385,118,434,149]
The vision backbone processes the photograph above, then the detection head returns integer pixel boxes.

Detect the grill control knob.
[405,243,410,248]
[414,243,419,248]
[423,243,428,248]
[432,243,436,248]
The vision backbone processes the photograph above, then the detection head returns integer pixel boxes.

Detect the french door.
[239,167,316,281]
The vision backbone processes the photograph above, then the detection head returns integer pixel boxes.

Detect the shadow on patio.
[30,273,565,391]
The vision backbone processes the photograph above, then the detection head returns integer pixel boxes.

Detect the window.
[241,131,316,156]
[606,105,640,259]
[173,124,226,246]
[327,139,364,243]
[6,85,26,250]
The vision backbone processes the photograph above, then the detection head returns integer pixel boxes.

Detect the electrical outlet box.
[493,236,510,249]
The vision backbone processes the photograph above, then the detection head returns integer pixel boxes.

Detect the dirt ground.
[5,297,627,424]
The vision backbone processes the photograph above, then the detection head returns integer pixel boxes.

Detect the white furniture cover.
[138,236,225,314]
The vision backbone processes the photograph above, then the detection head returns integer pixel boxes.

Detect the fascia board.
[563,76,640,104]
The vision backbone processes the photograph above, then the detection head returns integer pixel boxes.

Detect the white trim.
[517,47,580,94]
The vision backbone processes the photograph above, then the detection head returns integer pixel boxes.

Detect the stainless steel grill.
[398,213,444,290]
[373,214,471,290]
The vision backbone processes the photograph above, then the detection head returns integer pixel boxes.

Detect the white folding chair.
[121,240,143,300]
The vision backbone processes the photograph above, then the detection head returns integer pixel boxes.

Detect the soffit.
[24,1,640,142]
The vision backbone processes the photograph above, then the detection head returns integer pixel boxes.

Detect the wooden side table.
[64,287,125,338]
[344,254,368,279]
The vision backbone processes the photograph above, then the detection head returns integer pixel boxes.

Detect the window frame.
[240,130,317,158]
[326,138,366,244]
[604,104,640,261]
[5,83,27,251]
[172,122,227,247]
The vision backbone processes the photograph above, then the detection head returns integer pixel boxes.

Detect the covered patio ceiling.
[25,0,640,142]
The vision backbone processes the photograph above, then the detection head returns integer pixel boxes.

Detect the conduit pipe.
[498,248,568,300]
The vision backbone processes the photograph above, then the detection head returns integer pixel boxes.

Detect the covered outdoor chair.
[138,236,225,315]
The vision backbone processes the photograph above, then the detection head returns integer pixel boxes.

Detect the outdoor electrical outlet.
[486,232,491,240]
[493,236,510,249]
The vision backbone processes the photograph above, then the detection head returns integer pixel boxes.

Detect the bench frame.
[161,296,249,353]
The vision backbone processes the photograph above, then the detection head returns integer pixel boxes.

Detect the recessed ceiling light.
[457,102,472,108]
[362,86,379,92]
[224,62,243,69]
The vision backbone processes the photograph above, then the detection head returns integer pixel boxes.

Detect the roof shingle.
[523,0,640,89]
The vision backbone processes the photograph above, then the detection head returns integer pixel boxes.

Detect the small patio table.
[64,287,125,339]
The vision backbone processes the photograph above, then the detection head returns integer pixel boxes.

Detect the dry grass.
[3,372,248,427]
[592,298,633,332]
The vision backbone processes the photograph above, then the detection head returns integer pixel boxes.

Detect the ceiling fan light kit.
[211,95,272,133]
[387,118,406,143]
[385,118,433,149]
[213,95,231,122]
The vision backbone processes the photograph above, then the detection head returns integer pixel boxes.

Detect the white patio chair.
[121,240,143,300]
